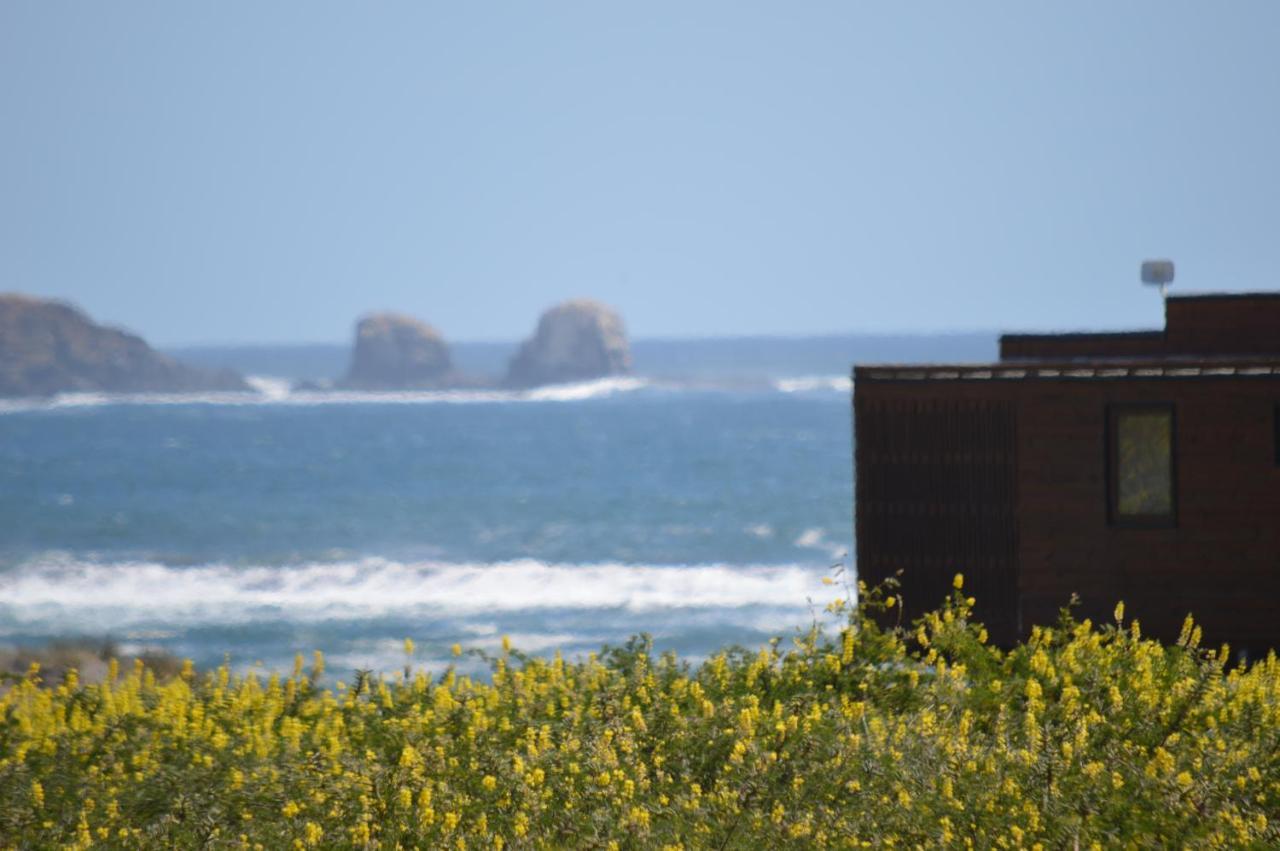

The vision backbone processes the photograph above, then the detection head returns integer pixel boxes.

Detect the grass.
[2,577,1279,848]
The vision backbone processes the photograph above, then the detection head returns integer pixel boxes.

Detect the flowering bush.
[2,578,1279,849]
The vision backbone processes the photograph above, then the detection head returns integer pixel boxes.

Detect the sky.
[2,3,1279,346]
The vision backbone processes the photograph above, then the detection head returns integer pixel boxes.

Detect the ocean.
[0,333,994,676]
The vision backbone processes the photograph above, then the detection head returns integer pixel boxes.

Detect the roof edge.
[999,330,1162,343]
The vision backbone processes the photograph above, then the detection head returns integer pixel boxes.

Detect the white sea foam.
[467,632,594,653]
[773,375,852,394]
[0,376,653,414]
[520,376,650,401]
[244,375,293,400]
[0,556,830,629]
[793,527,848,560]
[0,373,865,415]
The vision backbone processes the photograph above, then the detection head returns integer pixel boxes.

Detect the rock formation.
[505,299,632,387]
[341,312,455,389]
[0,294,249,397]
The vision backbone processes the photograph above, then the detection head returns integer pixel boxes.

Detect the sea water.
[0,336,993,675]
[0,381,850,674]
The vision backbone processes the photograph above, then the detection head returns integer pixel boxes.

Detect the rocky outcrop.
[0,294,248,397]
[341,312,455,389]
[505,299,632,387]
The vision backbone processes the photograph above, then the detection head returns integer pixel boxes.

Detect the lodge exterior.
[854,293,1280,651]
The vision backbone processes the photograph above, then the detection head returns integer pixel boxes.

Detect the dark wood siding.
[1165,295,1280,356]
[1000,332,1165,361]
[855,394,1019,644]
[1016,377,1280,653]
[855,370,1280,652]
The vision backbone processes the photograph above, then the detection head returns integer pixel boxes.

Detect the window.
[1108,404,1175,526]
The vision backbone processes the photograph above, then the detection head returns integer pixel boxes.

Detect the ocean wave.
[0,556,831,628]
[276,376,654,406]
[0,374,864,414]
[318,632,609,678]
[0,376,653,414]
[792,527,848,560]
[773,375,852,394]
[244,375,293,399]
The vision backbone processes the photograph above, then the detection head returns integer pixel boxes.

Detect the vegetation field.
[3,577,1280,849]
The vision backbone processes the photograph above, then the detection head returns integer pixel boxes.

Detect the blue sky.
[2,3,1278,345]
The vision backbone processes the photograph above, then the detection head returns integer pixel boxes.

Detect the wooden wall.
[1000,332,1165,361]
[855,390,1020,644]
[1165,295,1280,357]
[855,373,1280,652]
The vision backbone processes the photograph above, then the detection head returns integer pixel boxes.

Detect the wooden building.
[854,293,1280,650]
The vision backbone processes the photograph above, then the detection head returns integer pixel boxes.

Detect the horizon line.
[162,328,1020,351]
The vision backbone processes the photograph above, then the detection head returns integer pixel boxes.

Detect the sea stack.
[0,293,248,397]
[341,312,455,389]
[505,299,632,387]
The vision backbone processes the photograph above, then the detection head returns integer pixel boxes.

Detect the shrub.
[2,578,1278,848]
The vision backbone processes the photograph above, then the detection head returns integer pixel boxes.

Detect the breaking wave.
[792,527,848,560]
[0,556,831,630]
[773,375,852,394]
[0,374,864,415]
[0,376,653,414]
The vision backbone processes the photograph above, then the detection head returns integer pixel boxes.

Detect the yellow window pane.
[1116,410,1172,517]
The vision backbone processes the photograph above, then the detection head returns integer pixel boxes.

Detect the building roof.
[855,358,1280,383]
[995,292,1280,363]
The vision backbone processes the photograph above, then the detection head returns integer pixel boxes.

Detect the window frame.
[1106,402,1177,528]
[1274,404,1280,467]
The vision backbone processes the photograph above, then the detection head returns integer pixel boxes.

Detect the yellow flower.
[12,579,1280,848]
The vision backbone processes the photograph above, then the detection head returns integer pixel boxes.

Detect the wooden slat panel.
[856,396,1019,644]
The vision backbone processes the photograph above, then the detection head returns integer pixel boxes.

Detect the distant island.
[337,313,465,390]
[0,294,633,398]
[1,293,1003,399]
[505,300,632,388]
[330,299,633,392]
[0,294,248,397]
